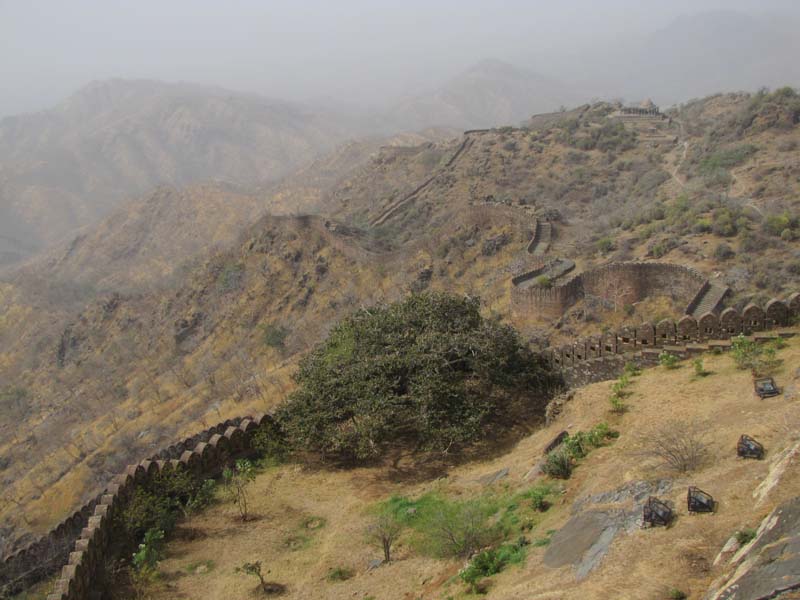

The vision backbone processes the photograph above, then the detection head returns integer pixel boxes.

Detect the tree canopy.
[276,292,558,461]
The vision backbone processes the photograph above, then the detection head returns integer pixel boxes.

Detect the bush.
[693,358,709,377]
[417,497,502,558]
[713,243,735,260]
[459,540,527,591]
[735,528,757,545]
[609,394,626,414]
[119,470,217,540]
[698,145,757,174]
[731,334,780,375]
[260,323,289,349]
[659,352,680,369]
[542,448,573,479]
[327,567,354,582]
[526,483,553,512]
[276,292,558,461]
[597,237,615,254]
[535,275,553,288]
[641,420,708,473]
[250,424,289,465]
[668,589,688,600]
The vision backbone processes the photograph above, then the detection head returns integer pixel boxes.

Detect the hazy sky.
[2,0,799,117]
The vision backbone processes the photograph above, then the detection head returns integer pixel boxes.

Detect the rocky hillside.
[1,87,799,559]
[0,79,367,265]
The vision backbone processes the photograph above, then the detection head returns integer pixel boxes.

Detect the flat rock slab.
[706,496,800,600]
[544,480,673,580]
[477,468,509,486]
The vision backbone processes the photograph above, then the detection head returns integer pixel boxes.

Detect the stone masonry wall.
[512,261,708,319]
[0,413,274,600]
[551,292,800,388]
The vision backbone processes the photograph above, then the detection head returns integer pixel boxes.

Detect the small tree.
[236,561,268,591]
[366,511,403,562]
[223,459,256,521]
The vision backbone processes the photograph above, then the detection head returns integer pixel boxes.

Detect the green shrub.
[217,262,244,292]
[415,497,502,558]
[223,459,256,521]
[235,560,269,590]
[260,323,289,349]
[693,358,709,377]
[713,243,735,260]
[609,394,626,414]
[668,589,688,600]
[526,484,553,512]
[623,362,641,377]
[459,540,527,591]
[597,237,615,254]
[535,275,553,288]
[276,292,558,461]
[327,566,354,582]
[659,352,680,369]
[731,334,780,375]
[542,448,573,479]
[735,528,757,545]
[699,145,757,174]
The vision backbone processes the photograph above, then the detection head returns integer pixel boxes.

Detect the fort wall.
[511,261,708,319]
[551,291,799,388]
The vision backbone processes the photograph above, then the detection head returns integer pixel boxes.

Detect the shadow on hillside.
[376,407,547,486]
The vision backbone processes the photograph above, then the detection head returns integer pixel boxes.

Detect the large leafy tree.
[276,292,558,461]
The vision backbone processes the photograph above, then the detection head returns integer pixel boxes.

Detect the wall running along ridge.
[549,292,800,388]
[6,292,800,599]
[0,413,275,600]
[511,261,713,319]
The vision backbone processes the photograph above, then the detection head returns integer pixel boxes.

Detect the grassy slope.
[143,337,800,600]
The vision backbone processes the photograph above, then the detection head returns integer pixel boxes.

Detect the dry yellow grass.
[142,334,800,600]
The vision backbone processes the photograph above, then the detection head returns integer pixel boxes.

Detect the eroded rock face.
[705,496,800,600]
[544,480,672,580]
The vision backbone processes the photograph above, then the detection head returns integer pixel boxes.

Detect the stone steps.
[691,283,730,317]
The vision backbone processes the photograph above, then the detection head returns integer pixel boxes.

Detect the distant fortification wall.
[512,261,707,319]
[550,292,800,388]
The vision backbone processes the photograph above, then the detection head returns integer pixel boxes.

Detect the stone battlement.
[1,414,275,599]
[512,261,709,319]
[549,292,800,387]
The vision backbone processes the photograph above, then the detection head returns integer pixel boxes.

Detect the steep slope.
[0,79,367,264]
[3,88,800,561]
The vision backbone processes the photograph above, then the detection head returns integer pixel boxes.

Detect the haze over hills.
[540,10,800,105]
[387,59,581,131]
[0,79,370,265]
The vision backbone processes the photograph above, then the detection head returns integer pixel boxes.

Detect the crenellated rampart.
[548,292,800,388]
[512,261,710,319]
[0,413,275,600]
